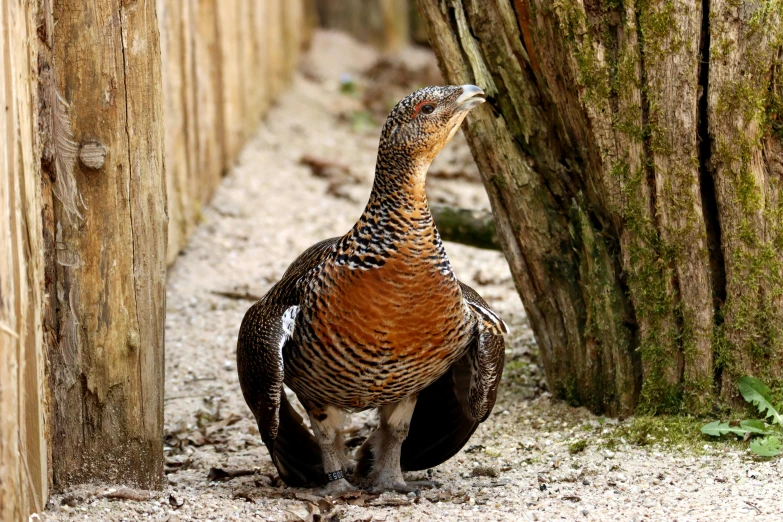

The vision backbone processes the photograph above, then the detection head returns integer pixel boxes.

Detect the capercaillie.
[237,85,507,494]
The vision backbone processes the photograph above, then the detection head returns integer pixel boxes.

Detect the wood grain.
[0,0,48,517]
[45,0,166,488]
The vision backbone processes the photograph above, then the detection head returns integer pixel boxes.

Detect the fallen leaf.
[168,494,184,509]
[232,490,255,504]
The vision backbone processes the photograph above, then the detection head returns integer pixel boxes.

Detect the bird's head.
[378,85,485,168]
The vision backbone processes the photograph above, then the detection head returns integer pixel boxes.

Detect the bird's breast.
[285,239,474,409]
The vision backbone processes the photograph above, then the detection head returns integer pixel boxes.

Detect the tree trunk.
[41,0,167,488]
[416,0,783,415]
[1,1,48,517]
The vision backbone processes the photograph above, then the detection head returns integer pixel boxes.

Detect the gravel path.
[44,32,783,522]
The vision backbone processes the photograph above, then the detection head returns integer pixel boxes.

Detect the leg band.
[325,469,345,483]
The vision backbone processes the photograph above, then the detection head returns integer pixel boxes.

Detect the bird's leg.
[307,405,356,495]
[363,396,418,493]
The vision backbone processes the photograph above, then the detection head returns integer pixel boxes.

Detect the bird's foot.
[366,470,411,493]
[315,478,356,497]
[338,456,355,477]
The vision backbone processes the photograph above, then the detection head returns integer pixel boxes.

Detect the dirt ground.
[44,31,783,522]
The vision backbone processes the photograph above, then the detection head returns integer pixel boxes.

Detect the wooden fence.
[0,0,311,519]
[161,0,310,261]
[316,0,428,50]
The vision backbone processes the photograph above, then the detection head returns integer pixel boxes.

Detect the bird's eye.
[420,104,435,115]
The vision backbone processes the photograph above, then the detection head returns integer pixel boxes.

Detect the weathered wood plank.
[0,2,24,517]
[45,0,166,488]
[216,0,244,168]
[193,0,224,203]
[158,0,192,264]
[253,0,272,116]
[0,0,48,517]
[266,0,285,101]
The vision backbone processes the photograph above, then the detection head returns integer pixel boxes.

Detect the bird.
[237,84,507,495]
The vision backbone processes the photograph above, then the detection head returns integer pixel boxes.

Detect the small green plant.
[350,110,375,133]
[568,439,588,454]
[701,376,782,457]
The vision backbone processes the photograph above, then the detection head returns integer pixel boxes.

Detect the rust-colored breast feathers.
[286,233,475,410]
[316,248,465,359]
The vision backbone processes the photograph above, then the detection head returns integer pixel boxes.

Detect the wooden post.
[192,0,225,203]
[158,0,195,264]
[3,0,312,510]
[43,0,166,488]
[0,0,48,517]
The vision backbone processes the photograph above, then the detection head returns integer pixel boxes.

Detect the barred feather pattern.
[286,194,476,410]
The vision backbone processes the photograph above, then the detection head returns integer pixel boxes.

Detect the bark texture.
[42,0,167,488]
[416,0,783,415]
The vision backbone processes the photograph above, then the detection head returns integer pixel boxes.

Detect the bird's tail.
[399,357,480,471]
[264,393,325,487]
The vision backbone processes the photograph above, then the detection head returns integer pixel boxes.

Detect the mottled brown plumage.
[237,85,506,493]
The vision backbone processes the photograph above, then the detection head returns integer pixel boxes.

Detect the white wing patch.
[281,305,299,337]
[278,305,300,371]
[466,300,509,335]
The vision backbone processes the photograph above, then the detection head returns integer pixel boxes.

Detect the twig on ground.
[100,488,153,502]
[207,467,257,482]
[211,290,264,301]
[164,394,204,402]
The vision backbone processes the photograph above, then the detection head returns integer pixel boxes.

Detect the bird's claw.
[315,478,356,497]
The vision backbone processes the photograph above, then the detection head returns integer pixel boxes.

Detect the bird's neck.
[336,153,440,269]
[365,151,432,215]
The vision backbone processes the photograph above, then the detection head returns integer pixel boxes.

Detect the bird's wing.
[459,281,508,336]
[399,281,506,471]
[455,281,507,420]
[236,237,339,486]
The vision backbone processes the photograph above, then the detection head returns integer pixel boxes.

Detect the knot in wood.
[79,140,107,170]
[127,329,140,351]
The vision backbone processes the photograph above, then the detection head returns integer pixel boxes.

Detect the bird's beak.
[456,85,485,111]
